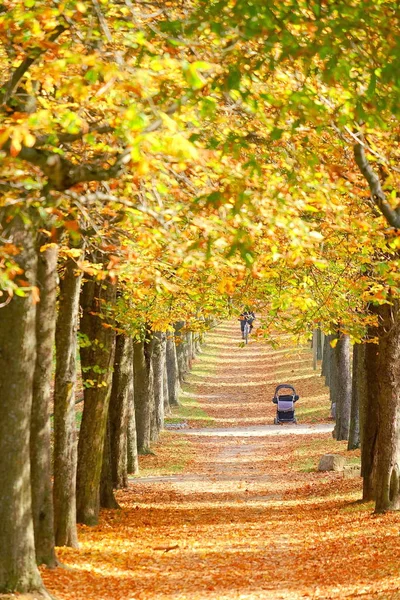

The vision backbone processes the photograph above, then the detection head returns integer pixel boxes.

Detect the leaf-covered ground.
[40,323,400,600]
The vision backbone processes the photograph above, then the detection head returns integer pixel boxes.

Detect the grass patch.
[137,432,195,476]
[293,436,361,472]
[295,405,330,423]
[340,500,374,513]
[165,393,215,426]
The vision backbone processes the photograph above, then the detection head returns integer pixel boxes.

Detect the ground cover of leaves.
[40,323,400,600]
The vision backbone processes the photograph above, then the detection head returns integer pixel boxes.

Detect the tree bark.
[348,343,362,451]
[76,276,116,525]
[312,329,318,370]
[53,255,82,548]
[133,336,154,454]
[163,358,170,416]
[127,371,139,475]
[361,318,380,501]
[174,321,187,383]
[374,300,400,512]
[30,239,58,567]
[109,335,133,488]
[100,419,120,509]
[321,334,331,387]
[152,332,166,440]
[0,215,42,593]
[316,329,324,360]
[166,332,180,406]
[186,331,193,371]
[334,333,351,441]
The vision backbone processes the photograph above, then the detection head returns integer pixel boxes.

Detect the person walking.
[239,308,255,339]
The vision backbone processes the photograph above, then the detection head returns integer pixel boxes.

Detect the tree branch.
[353,142,400,229]
[34,124,114,147]
[1,93,190,190]
[0,25,67,104]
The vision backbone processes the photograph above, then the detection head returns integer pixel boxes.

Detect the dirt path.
[43,323,400,600]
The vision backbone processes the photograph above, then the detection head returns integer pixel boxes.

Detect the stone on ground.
[318,453,346,472]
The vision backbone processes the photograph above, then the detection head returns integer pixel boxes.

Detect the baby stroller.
[272,384,299,424]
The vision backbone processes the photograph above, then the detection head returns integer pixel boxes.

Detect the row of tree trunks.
[0,216,200,594]
[320,301,400,513]
[320,330,352,440]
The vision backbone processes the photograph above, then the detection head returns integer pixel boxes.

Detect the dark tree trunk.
[184,331,193,372]
[76,277,116,525]
[374,300,400,512]
[316,329,323,360]
[133,336,154,454]
[163,358,170,416]
[30,239,58,567]
[127,370,139,475]
[109,335,133,488]
[174,321,187,383]
[166,333,180,406]
[321,334,332,387]
[100,419,120,509]
[152,332,166,440]
[53,255,82,548]
[334,333,351,440]
[0,215,42,593]
[348,343,363,451]
[361,318,380,501]
[193,332,201,356]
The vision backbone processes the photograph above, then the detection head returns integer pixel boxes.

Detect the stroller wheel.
[293,418,297,424]
[274,417,278,424]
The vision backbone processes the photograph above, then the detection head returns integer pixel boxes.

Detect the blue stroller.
[272,384,299,424]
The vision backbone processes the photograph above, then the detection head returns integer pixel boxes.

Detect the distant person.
[239,308,255,339]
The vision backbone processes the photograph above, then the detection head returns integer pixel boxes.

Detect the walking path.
[43,322,400,600]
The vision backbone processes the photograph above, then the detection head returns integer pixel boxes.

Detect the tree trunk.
[127,368,139,475]
[186,332,193,371]
[76,277,116,525]
[100,419,120,509]
[348,343,362,451]
[334,333,351,441]
[174,321,187,383]
[133,336,154,454]
[152,332,166,440]
[321,334,331,386]
[183,331,192,373]
[163,358,170,416]
[0,215,42,593]
[361,319,380,501]
[312,329,318,370]
[166,333,180,406]
[109,335,133,488]
[30,239,58,567]
[316,329,324,361]
[53,255,82,548]
[374,300,400,512]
